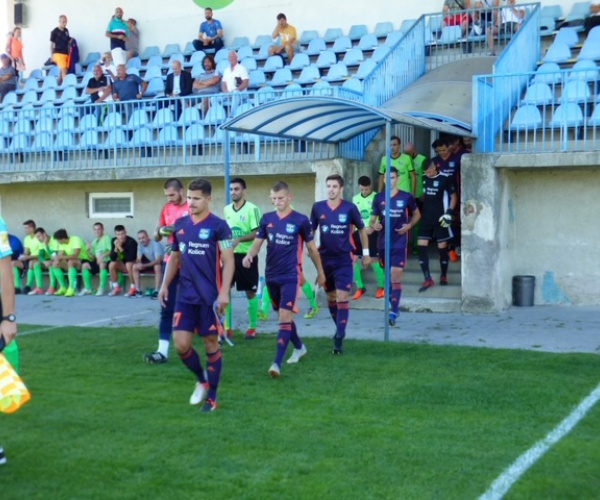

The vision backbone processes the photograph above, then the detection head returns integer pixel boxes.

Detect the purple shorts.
[378,247,407,269]
[322,254,353,293]
[266,278,299,313]
[173,302,220,337]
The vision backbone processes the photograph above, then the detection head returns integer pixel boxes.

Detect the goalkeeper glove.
[439,209,453,228]
[165,244,172,255]
[158,225,174,236]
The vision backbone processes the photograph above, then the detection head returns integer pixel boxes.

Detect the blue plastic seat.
[541,5,563,20]
[127,128,153,148]
[54,131,75,151]
[543,42,572,63]
[57,73,77,90]
[237,45,254,61]
[144,77,165,97]
[299,30,319,46]
[271,68,293,87]
[124,109,149,130]
[100,112,123,132]
[82,52,101,69]
[310,80,332,96]
[374,22,393,38]
[342,48,364,67]
[241,57,257,72]
[341,77,363,94]
[142,55,163,72]
[358,34,378,52]
[177,107,202,128]
[79,114,98,131]
[282,83,303,98]
[55,86,78,105]
[332,36,352,54]
[215,59,229,75]
[549,103,584,127]
[79,130,99,150]
[233,102,254,118]
[15,78,38,96]
[0,92,17,110]
[127,68,141,77]
[162,43,181,58]
[521,83,554,106]
[324,28,343,43]
[37,89,57,106]
[162,53,185,71]
[41,75,58,91]
[56,115,75,133]
[32,132,53,152]
[322,62,348,82]
[385,31,404,47]
[588,25,600,41]
[8,133,29,152]
[263,56,284,73]
[372,45,391,63]
[509,105,543,130]
[140,46,160,61]
[348,25,368,41]
[27,68,44,81]
[577,40,600,61]
[204,104,227,125]
[554,27,580,48]
[305,38,326,56]
[149,108,174,129]
[255,85,277,104]
[182,41,196,56]
[252,35,272,49]
[191,62,205,79]
[289,53,310,72]
[126,57,142,71]
[255,43,271,61]
[34,116,55,135]
[185,50,207,69]
[587,105,600,126]
[230,37,250,50]
[76,71,94,89]
[215,48,229,63]
[539,16,556,37]
[355,59,377,79]
[183,124,206,144]
[533,62,562,85]
[295,65,320,84]
[438,26,462,45]
[560,81,591,103]
[47,66,60,77]
[568,60,598,82]
[156,125,181,147]
[248,69,266,89]
[315,50,337,69]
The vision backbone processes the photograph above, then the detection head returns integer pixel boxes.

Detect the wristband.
[362,249,369,257]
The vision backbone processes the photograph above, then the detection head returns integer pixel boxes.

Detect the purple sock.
[328,301,338,325]
[290,321,302,349]
[274,322,292,366]
[179,347,206,383]
[390,283,402,314]
[206,349,222,402]
[336,301,349,339]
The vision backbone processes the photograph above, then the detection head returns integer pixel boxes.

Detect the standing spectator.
[0,216,18,466]
[126,18,139,60]
[108,225,137,296]
[370,167,421,326]
[377,136,416,195]
[268,13,298,61]
[310,174,369,355]
[105,6,128,66]
[243,181,325,378]
[164,60,193,119]
[144,179,189,364]
[192,7,224,52]
[223,178,262,339]
[351,176,385,301]
[416,160,457,292]
[50,14,70,85]
[158,178,234,413]
[192,55,221,114]
[5,27,26,74]
[0,54,17,103]
[131,229,163,298]
[83,222,112,296]
[221,50,249,93]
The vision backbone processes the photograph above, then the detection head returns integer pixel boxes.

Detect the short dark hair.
[137,229,149,237]
[271,181,289,192]
[432,138,449,149]
[127,18,137,26]
[230,177,247,190]
[188,178,212,195]
[93,222,104,229]
[35,227,46,235]
[164,178,183,190]
[423,159,435,171]
[358,176,372,187]
[390,167,399,175]
[53,229,68,240]
[23,219,36,229]
[390,135,401,144]
[205,7,213,12]
[114,225,126,232]
[277,13,287,20]
[326,174,344,187]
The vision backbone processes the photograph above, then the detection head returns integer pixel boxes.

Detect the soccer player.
[108,225,138,296]
[351,176,385,300]
[144,178,189,364]
[417,159,457,293]
[84,222,112,296]
[52,229,94,297]
[131,229,164,297]
[370,167,421,326]
[20,220,44,295]
[0,215,17,466]
[310,174,369,355]
[223,177,261,339]
[35,227,61,295]
[404,142,428,254]
[158,178,234,412]
[377,135,416,196]
[243,181,325,377]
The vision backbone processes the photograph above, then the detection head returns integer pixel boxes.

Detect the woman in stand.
[5,27,26,76]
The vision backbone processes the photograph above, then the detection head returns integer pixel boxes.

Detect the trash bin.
[512,275,535,307]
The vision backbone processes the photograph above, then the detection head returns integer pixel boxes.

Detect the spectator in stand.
[108,224,137,296]
[268,13,298,61]
[86,64,112,120]
[163,60,193,119]
[486,0,524,56]
[112,63,147,120]
[5,27,26,74]
[131,230,164,298]
[98,52,117,82]
[126,18,139,60]
[441,2,471,37]
[192,55,221,114]
[221,50,249,93]
[0,54,17,103]
[105,6,129,66]
[192,7,224,53]
[50,14,70,85]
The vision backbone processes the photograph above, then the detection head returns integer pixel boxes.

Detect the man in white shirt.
[220,51,249,93]
[486,0,525,56]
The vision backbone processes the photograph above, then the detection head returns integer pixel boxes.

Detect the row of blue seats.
[543,26,600,63]
[522,79,600,106]
[510,102,600,130]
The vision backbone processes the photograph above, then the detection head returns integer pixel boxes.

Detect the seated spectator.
[0,54,17,103]
[442,4,471,36]
[192,7,224,52]
[584,4,600,35]
[108,224,137,296]
[126,18,139,60]
[105,6,129,66]
[112,63,147,120]
[83,222,112,296]
[192,55,221,114]
[86,64,112,105]
[221,50,249,93]
[163,59,193,119]
[99,51,117,81]
[50,15,70,85]
[52,229,94,297]
[5,27,26,74]
[467,1,494,37]
[131,229,164,298]
[486,0,524,56]
[268,13,298,61]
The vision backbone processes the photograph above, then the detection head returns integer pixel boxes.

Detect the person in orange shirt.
[5,27,26,73]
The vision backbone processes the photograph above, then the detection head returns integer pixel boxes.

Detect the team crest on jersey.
[322,225,329,233]
[268,233,274,242]
[433,181,439,187]
[179,242,186,252]
[338,213,347,223]
[396,200,405,208]
[239,215,246,222]
[199,228,211,240]
[286,224,296,234]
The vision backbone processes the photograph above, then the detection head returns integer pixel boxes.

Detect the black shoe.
[0,446,6,465]
[15,289,21,295]
[200,398,217,412]
[332,335,343,355]
[23,286,31,294]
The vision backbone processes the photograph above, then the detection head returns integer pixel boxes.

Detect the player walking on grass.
[223,178,261,339]
[144,179,189,364]
[370,167,421,326]
[310,174,369,355]
[158,178,234,412]
[243,181,325,378]
[417,159,457,293]
[0,216,17,465]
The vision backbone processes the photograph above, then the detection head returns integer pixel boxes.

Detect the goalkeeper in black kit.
[416,159,457,293]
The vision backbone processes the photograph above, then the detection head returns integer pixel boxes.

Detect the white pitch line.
[480,380,600,500]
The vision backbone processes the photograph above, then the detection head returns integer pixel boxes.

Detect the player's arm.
[357,226,371,266]
[369,214,382,232]
[242,237,264,268]
[410,170,416,196]
[216,246,234,314]
[158,249,179,307]
[65,246,81,262]
[0,254,17,346]
[305,240,326,287]
[234,228,258,248]
[398,207,421,235]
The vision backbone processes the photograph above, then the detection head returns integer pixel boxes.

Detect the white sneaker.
[78,289,92,296]
[95,289,105,296]
[268,363,280,378]
[286,344,307,364]
[189,382,208,405]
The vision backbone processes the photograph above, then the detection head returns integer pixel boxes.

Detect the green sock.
[82,268,92,290]
[372,262,385,288]
[49,267,56,289]
[26,268,34,287]
[224,303,231,330]
[54,268,66,289]
[247,296,258,329]
[261,285,270,314]
[33,264,43,288]
[117,271,125,288]
[68,267,77,289]
[99,268,108,290]
[353,262,363,289]
[301,281,316,308]
[13,267,21,289]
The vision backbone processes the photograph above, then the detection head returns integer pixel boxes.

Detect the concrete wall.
[462,152,600,312]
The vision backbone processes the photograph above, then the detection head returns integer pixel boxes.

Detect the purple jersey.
[310,199,364,257]
[171,213,233,305]
[256,210,313,282]
[371,190,418,250]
